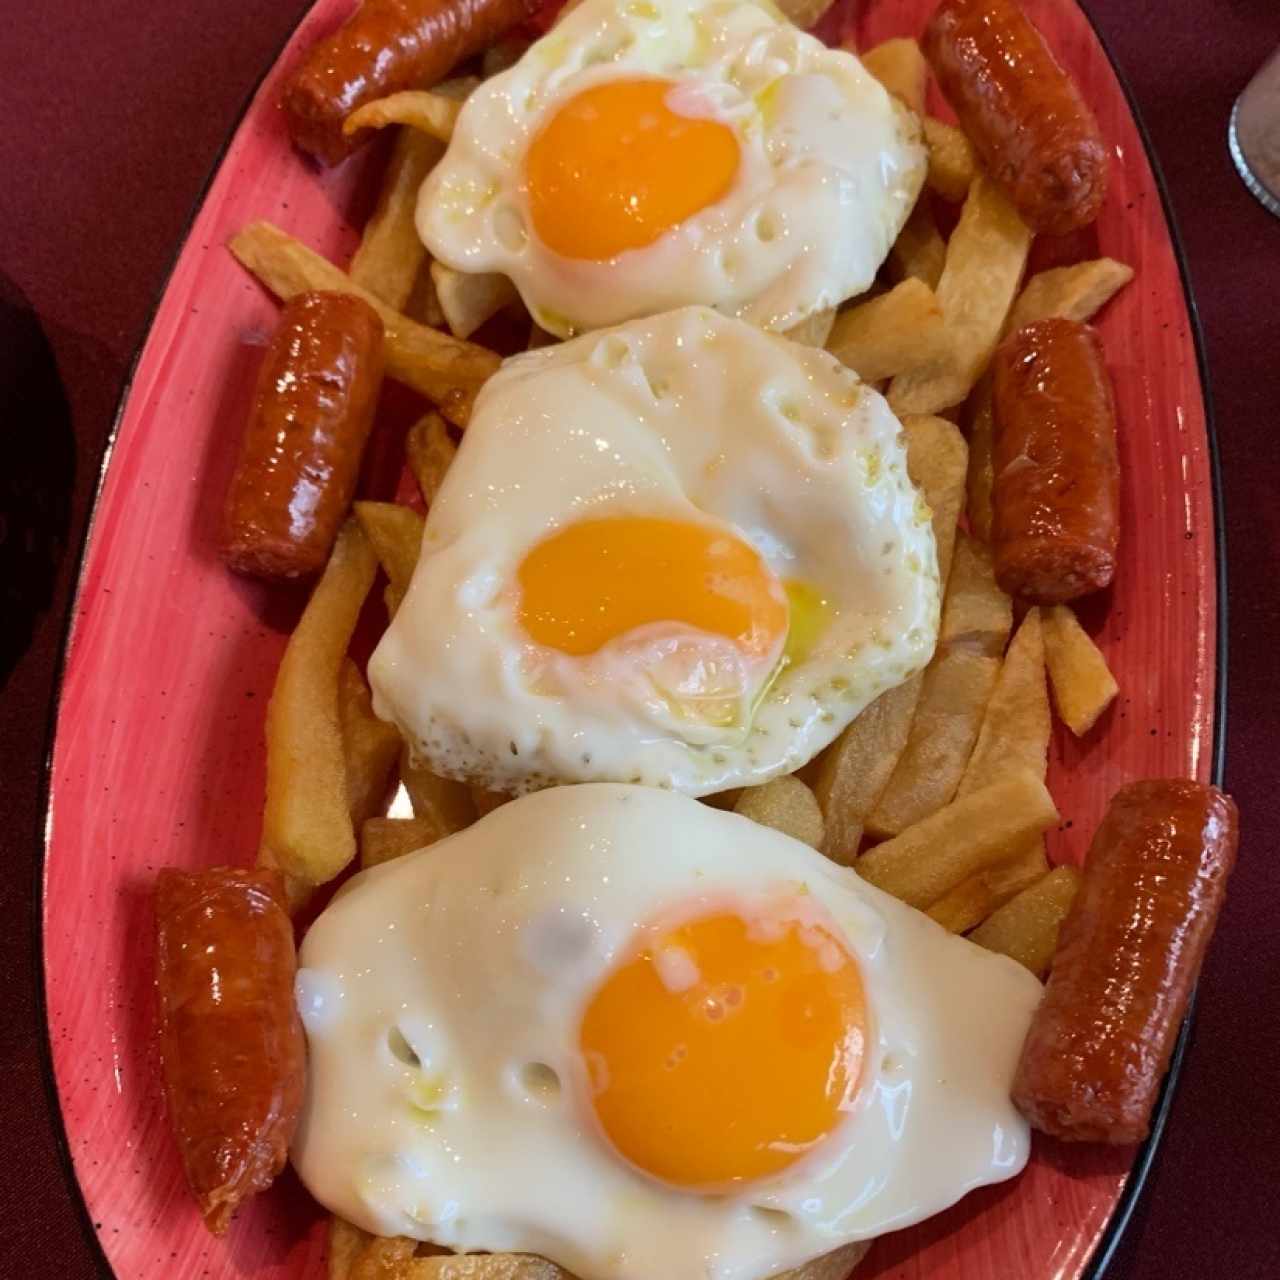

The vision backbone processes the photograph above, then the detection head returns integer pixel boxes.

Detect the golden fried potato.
[861,38,928,115]
[785,307,837,348]
[826,279,947,383]
[470,783,513,817]
[901,414,967,588]
[349,129,445,311]
[1006,258,1134,334]
[229,222,500,424]
[354,501,425,617]
[431,263,522,340]
[888,178,1032,416]
[735,776,825,849]
[922,117,977,201]
[401,745,478,833]
[339,657,402,828]
[964,376,996,542]
[925,839,1048,934]
[970,865,1081,975]
[330,1216,375,1280]
[776,0,837,28]
[888,201,946,290]
[361,816,451,868]
[957,607,1050,797]
[1042,604,1119,735]
[406,412,457,507]
[776,1241,872,1280]
[259,520,377,891]
[345,90,466,142]
[856,769,1059,910]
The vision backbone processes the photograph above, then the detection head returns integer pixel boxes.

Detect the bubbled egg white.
[417,0,926,336]
[292,785,1043,1280]
[367,306,939,797]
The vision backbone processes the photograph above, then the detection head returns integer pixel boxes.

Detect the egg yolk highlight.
[579,911,867,1191]
[517,516,788,659]
[525,78,741,261]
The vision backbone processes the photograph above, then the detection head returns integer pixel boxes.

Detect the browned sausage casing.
[990,316,1119,604]
[155,867,306,1234]
[923,0,1109,234]
[283,0,543,165]
[222,291,384,580]
[1013,780,1238,1143]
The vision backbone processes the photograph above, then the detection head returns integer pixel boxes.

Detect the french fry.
[354,501,425,616]
[431,262,521,340]
[812,415,967,863]
[349,129,445,311]
[901,414,967,587]
[229,222,501,423]
[259,520,377,890]
[826,279,947,383]
[330,1217,375,1280]
[361,816,449,868]
[345,90,465,142]
[925,839,1048,934]
[406,259,447,328]
[922,117,978,201]
[970,865,1081,974]
[957,607,1049,796]
[785,307,837,348]
[965,376,997,542]
[888,178,1032,416]
[735,776,825,849]
[406,412,457,506]
[778,1242,872,1280]
[857,769,1060,909]
[889,201,946,290]
[409,1256,569,1279]
[777,0,837,27]
[861,38,928,116]
[1042,604,1119,735]
[1006,258,1134,334]
[401,745,478,833]
[339,658,402,828]
[866,535,1011,837]
[470,784,512,817]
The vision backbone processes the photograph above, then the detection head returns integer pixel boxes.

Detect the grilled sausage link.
[990,317,1119,604]
[222,291,384,580]
[1013,780,1238,1142]
[155,867,305,1233]
[923,0,1109,234]
[283,0,543,165]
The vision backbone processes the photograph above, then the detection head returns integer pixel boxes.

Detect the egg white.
[417,0,926,337]
[368,306,939,796]
[293,784,1043,1280]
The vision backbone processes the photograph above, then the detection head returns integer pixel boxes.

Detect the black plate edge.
[30,1,1231,1277]
[30,6,315,1276]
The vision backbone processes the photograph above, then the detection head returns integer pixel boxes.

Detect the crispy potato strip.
[861,37,928,115]
[857,769,1060,909]
[432,262,521,340]
[345,90,465,141]
[1042,604,1119,735]
[330,1217,375,1280]
[402,744,479,833]
[229,222,500,423]
[826,279,946,383]
[339,657,402,829]
[406,412,458,506]
[926,840,1049,934]
[901,414,967,587]
[889,201,946,290]
[361,816,450,868]
[349,128,445,311]
[888,177,1032,416]
[735,776,825,849]
[964,376,997,542]
[970,866,1081,974]
[354,500,425,617]
[1006,258,1134,334]
[259,520,377,891]
[922,117,978,202]
[785,307,837,348]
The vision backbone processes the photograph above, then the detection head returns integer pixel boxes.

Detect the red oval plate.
[41,1,1219,1277]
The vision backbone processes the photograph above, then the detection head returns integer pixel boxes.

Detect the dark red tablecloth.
[1,1,1277,1276]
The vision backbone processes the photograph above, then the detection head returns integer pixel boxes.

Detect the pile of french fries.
[229,13,1132,1279]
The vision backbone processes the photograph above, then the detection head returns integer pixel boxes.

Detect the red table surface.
[0,1,1276,1277]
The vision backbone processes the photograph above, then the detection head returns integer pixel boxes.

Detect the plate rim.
[29,0,1229,1275]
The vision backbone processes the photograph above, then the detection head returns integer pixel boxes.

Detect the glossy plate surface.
[42,0,1217,1276]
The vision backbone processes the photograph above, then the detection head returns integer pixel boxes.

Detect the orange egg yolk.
[516,516,788,659]
[525,78,741,261]
[579,910,868,1191]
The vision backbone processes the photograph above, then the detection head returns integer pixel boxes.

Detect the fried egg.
[368,307,939,797]
[293,785,1043,1280]
[417,0,926,337]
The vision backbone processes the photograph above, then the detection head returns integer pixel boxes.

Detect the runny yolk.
[516,516,788,659]
[579,911,868,1192]
[525,78,741,261]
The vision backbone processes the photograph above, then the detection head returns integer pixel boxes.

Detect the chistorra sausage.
[155,867,305,1233]
[283,0,543,165]
[923,0,1109,234]
[222,291,384,581]
[1013,780,1238,1143]
[990,316,1119,604]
